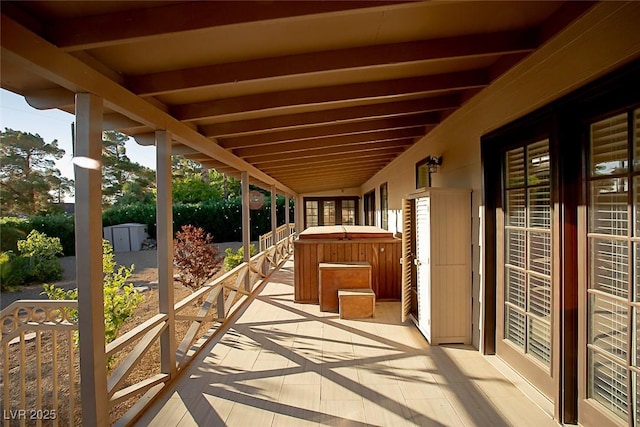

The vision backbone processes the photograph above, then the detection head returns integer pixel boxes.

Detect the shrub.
[42,240,143,368]
[223,244,257,271]
[0,217,29,252]
[17,229,63,259]
[173,225,222,293]
[29,213,75,256]
[101,239,143,345]
[1,230,63,288]
[0,251,22,291]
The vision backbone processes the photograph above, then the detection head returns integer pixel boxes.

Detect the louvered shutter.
[586,110,636,422]
[401,198,414,322]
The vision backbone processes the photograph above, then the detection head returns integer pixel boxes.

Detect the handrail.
[259,223,296,252]
[1,231,297,426]
[1,299,80,426]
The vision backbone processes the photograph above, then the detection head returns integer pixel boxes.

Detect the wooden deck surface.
[136,258,557,426]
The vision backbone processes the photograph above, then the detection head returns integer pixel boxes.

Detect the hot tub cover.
[298,225,394,240]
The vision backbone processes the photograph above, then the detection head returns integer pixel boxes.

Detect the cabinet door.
[401,198,416,322]
[415,196,432,342]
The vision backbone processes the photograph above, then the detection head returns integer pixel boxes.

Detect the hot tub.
[293,226,401,303]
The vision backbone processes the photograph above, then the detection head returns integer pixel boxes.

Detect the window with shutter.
[380,182,389,230]
[586,109,639,424]
[504,139,552,366]
[303,197,359,228]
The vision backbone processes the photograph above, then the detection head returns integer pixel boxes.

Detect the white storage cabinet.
[401,188,472,345]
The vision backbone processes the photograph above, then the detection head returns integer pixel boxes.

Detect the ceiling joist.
[172,70,490,122]
[127,30,537,96]
[199,95,459,138]
[48,1,402,51]
[219,113,437,150]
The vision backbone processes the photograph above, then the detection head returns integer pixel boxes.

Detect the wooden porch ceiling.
[0,1,592,195]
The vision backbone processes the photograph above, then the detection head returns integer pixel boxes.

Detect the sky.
[0,88,157,182]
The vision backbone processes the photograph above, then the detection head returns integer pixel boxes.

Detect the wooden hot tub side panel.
[294,239,401,303]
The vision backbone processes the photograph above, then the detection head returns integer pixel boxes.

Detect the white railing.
[259,223,296,252]
[0,232,296,426]
[1,300,80,426]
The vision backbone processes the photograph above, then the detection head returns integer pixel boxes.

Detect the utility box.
[103,223,148,252]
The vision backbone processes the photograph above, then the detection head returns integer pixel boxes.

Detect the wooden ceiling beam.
[172,70,489,122]
[259,152,400,171]
[284,174,374,187]
[47,1,401,51]
[128,30,537,96]
[253,147,403,169]
[262,160,389,178]
[242,140,410,164]
[233,131,420,158]
[219,113,436,149]
[262,158,389,174]
[200,95,459,137]
[272,165,384,180]
[286,177,374,188]
[286,175,374,186]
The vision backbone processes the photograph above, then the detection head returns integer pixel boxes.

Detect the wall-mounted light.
[425,155,442,173]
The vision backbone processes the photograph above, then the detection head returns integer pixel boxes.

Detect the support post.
[295,195,302,232]
[285,194,290,236]
[271,185,277,247]
[156,130,177,377]
[74,93,109,426]
[241,172,251,291]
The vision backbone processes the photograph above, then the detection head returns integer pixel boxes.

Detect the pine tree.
[0,128,68,215]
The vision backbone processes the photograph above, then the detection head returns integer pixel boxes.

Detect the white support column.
[271,185,277,246]
[285,194,290,235]
[74,93,109,426]
[156,130,177,377]
[241,172,251,290]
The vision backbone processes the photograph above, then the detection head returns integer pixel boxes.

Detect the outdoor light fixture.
[425,155,442,173]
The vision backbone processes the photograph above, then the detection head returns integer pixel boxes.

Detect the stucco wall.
[360,2,640,349]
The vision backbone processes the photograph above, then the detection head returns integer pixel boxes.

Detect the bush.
[1,215,75,256]
[173,225,222,293]
[42,240,143,368]
[0,230,63,289]
[0,251,23,291]
[0,217,29,253]
[29,213,75,256]
[223,244,257,271]
[17,229,63,259]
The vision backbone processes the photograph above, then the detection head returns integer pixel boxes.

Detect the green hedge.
[103,197,294,242]
[0,215,75,256]
[0,197,294,256]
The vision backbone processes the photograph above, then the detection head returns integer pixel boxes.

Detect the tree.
[171,156,241,203]
[0,128,69,215]
[102,131,155,206]
[210,169,241,200]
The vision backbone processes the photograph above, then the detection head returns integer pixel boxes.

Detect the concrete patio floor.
[136,258,558,426]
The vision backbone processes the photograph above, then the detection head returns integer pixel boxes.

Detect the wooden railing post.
[271,185,277,250]
[285,194,291,252]
[74,93,109,426]
[241,172,251,291]
[156,130,177,378]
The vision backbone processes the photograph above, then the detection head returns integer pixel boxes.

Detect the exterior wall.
[361,2,640,349]
[296,187,361,231]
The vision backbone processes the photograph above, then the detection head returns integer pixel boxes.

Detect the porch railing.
[0,232,296,427]
[259,223,296,252]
